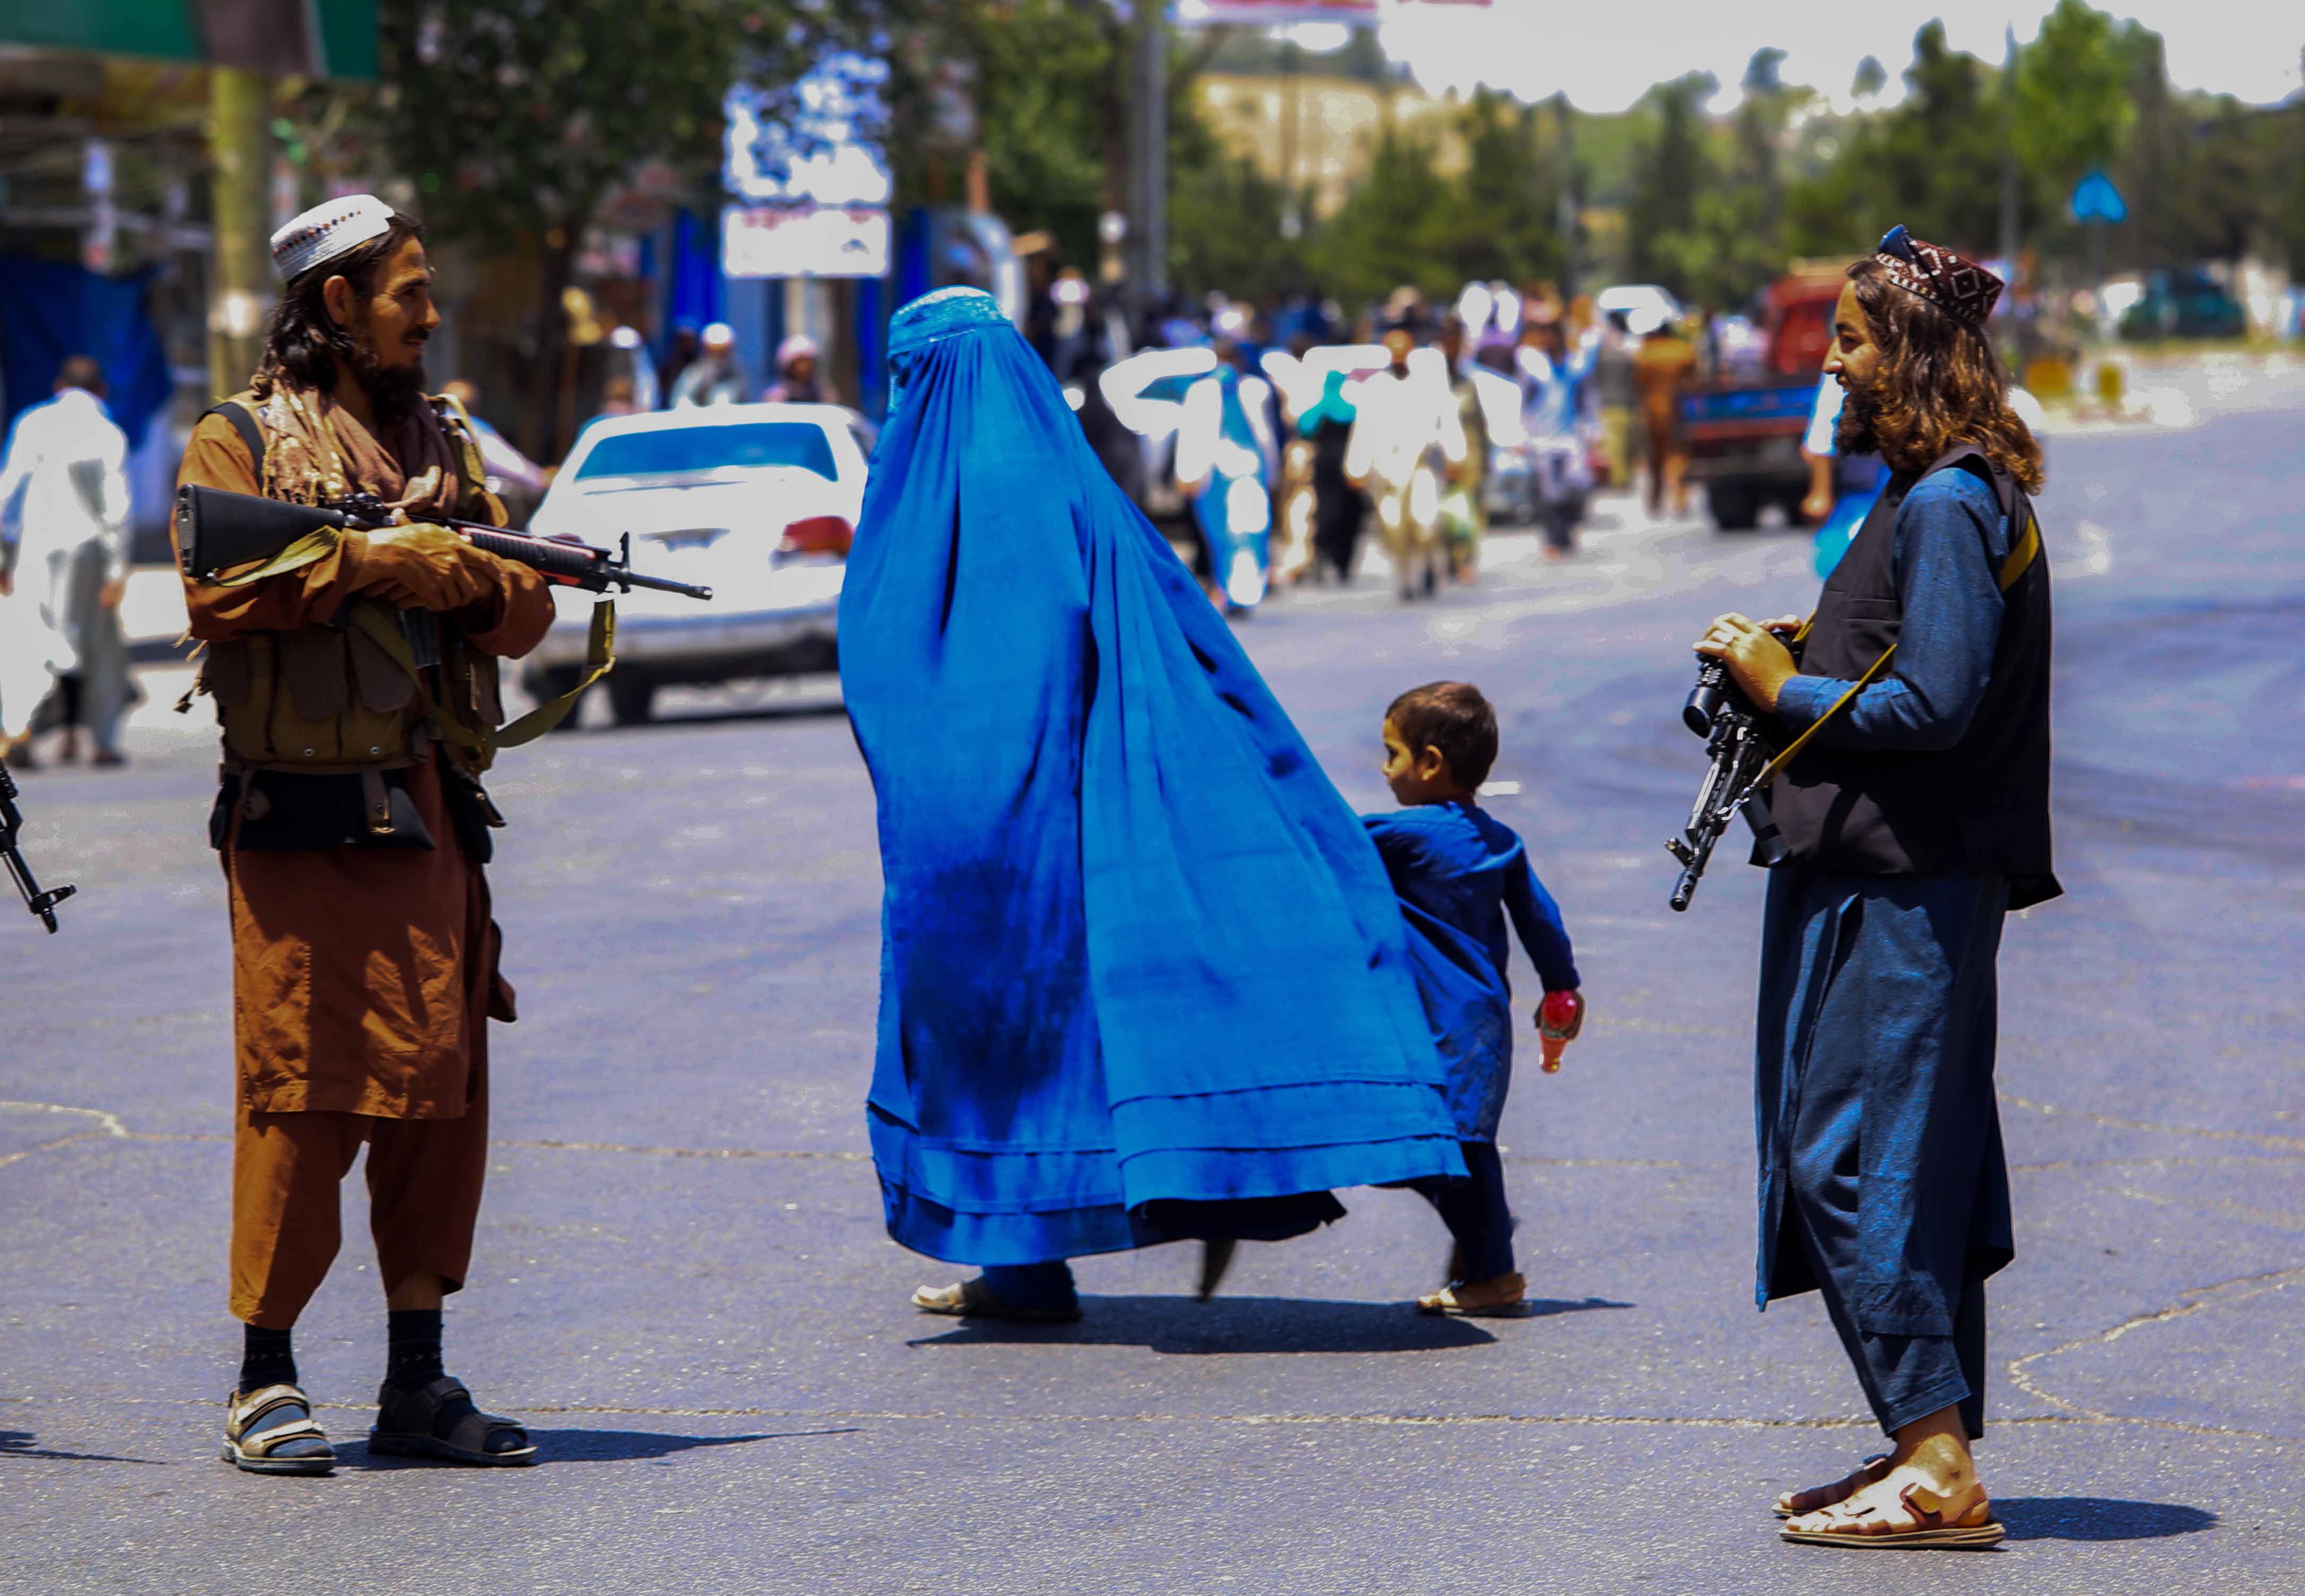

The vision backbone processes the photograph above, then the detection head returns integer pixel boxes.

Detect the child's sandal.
[1415,1271,1531,1317]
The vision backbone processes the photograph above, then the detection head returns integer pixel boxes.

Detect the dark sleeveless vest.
[1770,447,2061,910]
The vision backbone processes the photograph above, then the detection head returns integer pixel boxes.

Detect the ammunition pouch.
[201,599,505,776]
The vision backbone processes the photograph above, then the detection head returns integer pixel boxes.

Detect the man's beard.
[345,336,429,426]
[1833,375,1882,458]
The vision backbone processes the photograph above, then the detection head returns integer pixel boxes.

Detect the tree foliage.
[2011,0,2135,194]
[377,0,838,456]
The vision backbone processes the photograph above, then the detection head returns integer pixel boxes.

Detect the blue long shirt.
[1774,470,2006,753]
[1363,802,1579,1140]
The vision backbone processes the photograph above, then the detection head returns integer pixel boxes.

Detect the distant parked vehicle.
[2119,270,2246,341]
[519,403,868,726]
[1682,265,1847,531]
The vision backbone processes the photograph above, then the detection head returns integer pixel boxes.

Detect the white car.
[519,403,869,725]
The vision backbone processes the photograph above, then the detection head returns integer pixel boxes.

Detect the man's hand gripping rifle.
[173,483,715,602]
[1665,656,1791,912]
[0,764,75,932]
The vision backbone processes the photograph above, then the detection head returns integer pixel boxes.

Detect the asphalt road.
[4,358,2301,1593]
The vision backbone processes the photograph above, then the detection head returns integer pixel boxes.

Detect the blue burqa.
[842,288,1463,1267]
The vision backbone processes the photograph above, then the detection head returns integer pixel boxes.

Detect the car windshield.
[575,422,838,482]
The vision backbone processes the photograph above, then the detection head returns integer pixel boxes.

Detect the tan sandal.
[1774,1454,1891,1518]
[220,1383,335,1475]
[911,1278,1081,1323]
[1415,1271,1530,1317]
[1781,1481,2005,1549]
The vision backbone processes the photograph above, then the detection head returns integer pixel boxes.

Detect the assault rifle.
[0,764,75,932]
[1665,656,1789,912]
[174,484,714,601]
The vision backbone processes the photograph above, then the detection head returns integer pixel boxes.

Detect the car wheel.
[534,668,585,732]
[606,672,657,726]
[1708,481,1760,532]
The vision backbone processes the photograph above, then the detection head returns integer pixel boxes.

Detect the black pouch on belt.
[219,768,436,852]
[437,767,501,864]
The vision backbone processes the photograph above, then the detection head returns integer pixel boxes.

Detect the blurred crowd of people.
[1026,271,1731,612]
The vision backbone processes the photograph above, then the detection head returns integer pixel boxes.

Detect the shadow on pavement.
[343,1427,857,1469]
[0,1430,168,1465]
[1996,1497,2219,1541]
[907,1294,1631,1355]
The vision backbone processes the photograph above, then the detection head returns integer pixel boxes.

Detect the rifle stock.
[0,764,74,933]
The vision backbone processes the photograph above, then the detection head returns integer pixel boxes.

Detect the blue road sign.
[2072,168,2128,225]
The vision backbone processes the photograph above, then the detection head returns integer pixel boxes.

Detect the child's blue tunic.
[1363,802,1579,1141]
[841,289,1462,1268]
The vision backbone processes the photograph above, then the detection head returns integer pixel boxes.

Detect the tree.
[1313,129,1452,308]
[1623,72,1717,294]
[2011,0,2135,205]
[1784,23,2005,257]
[1421,89,1565,289]
[378,1,823,459]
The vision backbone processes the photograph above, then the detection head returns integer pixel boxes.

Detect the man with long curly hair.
[1694,226,2056,1550]
[175,196,554,1475]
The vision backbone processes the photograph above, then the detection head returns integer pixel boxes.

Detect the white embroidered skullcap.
[270,195,397,282]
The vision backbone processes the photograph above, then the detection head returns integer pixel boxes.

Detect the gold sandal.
[221,1383,335,1475]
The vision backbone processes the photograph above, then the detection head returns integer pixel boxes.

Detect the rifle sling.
[1754,511,2039,792]
[202,527,343,587]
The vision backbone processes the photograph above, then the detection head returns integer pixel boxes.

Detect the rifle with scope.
[1,764,75,933]
[175,483,714,602]
[1665,655,1790,912]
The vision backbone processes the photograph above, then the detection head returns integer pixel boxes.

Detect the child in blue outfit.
[1365,682,1584,1316]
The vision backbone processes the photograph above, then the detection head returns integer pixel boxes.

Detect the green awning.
[0,0,377,80]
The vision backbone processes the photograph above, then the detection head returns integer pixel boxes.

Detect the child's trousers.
[1409,1140,1515,1281]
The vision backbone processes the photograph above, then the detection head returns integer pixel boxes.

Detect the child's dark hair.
[1387,681,1498,788]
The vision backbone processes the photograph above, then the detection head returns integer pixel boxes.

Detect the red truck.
[1680,265,1847,530]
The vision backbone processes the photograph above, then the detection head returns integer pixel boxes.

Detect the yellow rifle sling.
[1755,512,2040,788]
[201,527,342,587]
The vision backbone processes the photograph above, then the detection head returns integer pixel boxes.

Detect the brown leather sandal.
[1780,1481,2005,1549]
[367,1375,537,1467]
[1774,1454,1891,1518]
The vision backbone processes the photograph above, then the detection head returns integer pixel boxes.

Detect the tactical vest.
[196,395,508,844]
[1769,446,2061,910]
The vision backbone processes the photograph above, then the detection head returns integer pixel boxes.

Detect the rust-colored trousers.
[229,1061,490,1328]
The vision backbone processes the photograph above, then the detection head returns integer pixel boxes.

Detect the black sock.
[239,1324,297,1393]
[384,1308,445,1391]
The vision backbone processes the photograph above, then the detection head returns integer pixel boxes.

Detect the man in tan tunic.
[178,196,554,1474]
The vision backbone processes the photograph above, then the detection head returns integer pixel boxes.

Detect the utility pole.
[206,66,271,402]
[1997,25,2021,274]
[1125,2,1168,329]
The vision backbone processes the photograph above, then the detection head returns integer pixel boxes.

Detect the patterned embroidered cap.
[1873,225,2003,329]
[270,195,397,282]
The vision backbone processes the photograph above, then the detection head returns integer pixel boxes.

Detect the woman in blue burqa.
[842,288,1464,1321]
